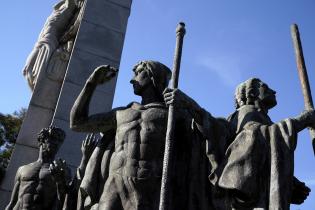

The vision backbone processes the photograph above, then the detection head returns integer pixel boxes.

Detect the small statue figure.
[164,78,314,209]
[23,0,84,90]
[5,126,70,210]
[70,61,211,210]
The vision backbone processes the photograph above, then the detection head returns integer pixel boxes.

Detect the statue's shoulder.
[126,102,167,110]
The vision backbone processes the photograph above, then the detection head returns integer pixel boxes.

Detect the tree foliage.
[0,108,27,182]
[0,108,27,144]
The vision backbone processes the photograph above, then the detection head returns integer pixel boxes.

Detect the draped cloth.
[198,104,297,210]
[196,104,298,210]
[23,1,76,89]
[218,119,296,210]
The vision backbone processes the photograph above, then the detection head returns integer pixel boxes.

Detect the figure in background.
[5,126,70,210]
[23,0,85,90]
[164,78,313,210]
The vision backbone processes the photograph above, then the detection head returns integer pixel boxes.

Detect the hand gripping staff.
[159,22,186,210]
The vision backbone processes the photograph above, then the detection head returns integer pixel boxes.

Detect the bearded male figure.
[164,78,314,209]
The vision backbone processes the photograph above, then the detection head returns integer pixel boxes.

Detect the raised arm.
[70,65,118,133]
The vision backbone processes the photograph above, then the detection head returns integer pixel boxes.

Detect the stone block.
[1,144,38,191]
[75,21,125,62]
[65,49,119,87]
[30,77,62,110]
[52,119,87,167]
[16,105,54,148]
[53,81,115,122]
[0,189,11,210]
[107,0,132,8]
[84,0,131,33]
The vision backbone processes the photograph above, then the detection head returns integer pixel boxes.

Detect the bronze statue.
[164,78,314,209]
[70,62,171,210]
[70,61,211,210]
[5,126,69,210]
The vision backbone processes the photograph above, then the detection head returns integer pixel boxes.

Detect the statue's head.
[37,126,66,157]
[235,78,277,110]
[130,60,171,99]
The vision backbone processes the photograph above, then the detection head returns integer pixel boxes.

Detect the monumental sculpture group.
[1,0,315,210]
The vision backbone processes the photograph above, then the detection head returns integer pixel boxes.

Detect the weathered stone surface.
[0,190,11,210]
[52,119,85,167]
[107,0,132,8]
[30,77,62,110]
[83,0,131,32]
[74,22,125,62]
[15,105,54,148]
[53,81,115,122]
[64,49,119,87]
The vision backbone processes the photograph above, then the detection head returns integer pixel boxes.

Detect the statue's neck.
[141,87,163,105]
[37,146,55,163]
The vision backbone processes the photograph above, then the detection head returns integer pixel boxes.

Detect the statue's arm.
[5,168,21,210]
[70,82,117,133]
[292,109,315,132]
[163,88,207,125]
[70,65,118,133]
[78,134,98,178]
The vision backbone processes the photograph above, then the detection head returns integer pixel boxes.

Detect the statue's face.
[41,138,61,158]
[130,64,152,96]
[259,82,277,109]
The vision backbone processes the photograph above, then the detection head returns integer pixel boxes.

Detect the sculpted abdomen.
[110,106,168,177]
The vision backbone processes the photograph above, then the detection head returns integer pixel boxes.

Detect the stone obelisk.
[0,0,132,208]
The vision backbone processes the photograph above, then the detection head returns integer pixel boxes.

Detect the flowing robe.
[200,105,298,210]
[23,1,76,89]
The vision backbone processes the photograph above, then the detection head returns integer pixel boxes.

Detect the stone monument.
[0,0,133,208]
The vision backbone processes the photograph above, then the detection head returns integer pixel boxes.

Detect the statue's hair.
[133,60,172,99]
[234,78,262,108]
[37,126,66,145]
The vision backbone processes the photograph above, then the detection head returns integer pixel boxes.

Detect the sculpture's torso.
[110,103,168,179]
[16,162,56,210]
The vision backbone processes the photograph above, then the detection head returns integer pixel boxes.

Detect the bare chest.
[116,107,168,138]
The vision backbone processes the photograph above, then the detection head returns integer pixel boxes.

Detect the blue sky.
[1,0,315,209]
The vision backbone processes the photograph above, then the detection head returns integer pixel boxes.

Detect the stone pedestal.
[0,0,132,208]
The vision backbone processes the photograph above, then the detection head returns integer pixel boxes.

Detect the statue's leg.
[98,174,123,210]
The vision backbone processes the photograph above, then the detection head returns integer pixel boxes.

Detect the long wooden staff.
[159,22,186,210]
[291,23,315,155]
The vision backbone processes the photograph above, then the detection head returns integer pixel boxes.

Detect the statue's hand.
[87,65,118,85]
[291,178,311,204]
[49,159,69,185]
[163,88,196,109]
[163,88,183,107]
[81,133,98,159]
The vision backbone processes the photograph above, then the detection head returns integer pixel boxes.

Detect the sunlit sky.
[1,1,314,209]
